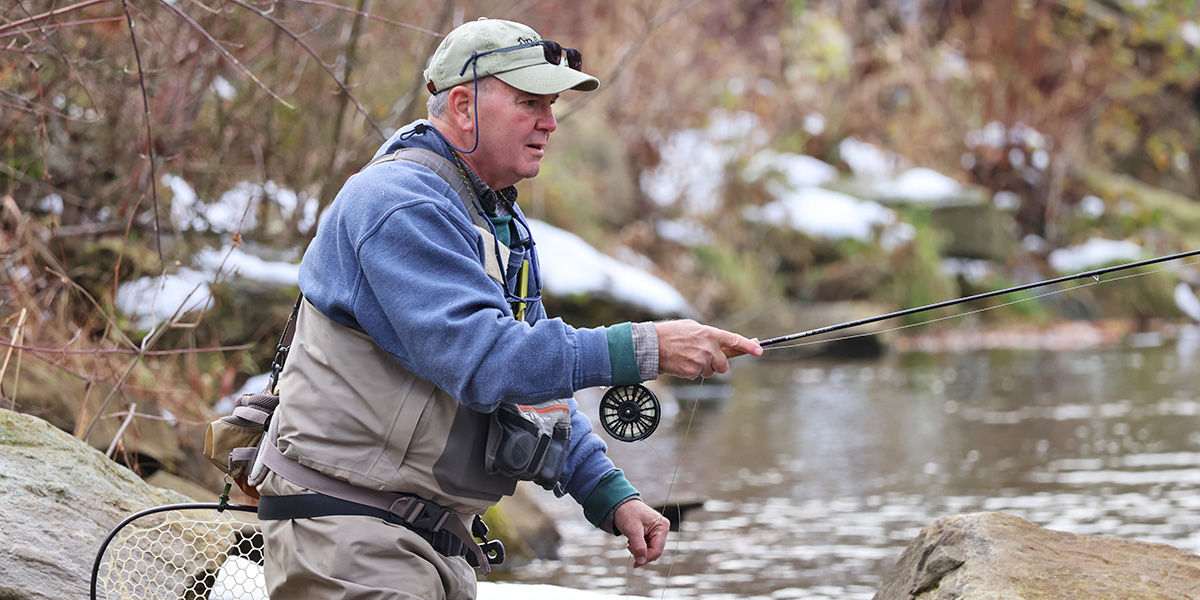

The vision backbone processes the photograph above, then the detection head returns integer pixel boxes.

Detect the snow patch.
[838,137,904,179]
[114,268,214,331]
[803,113,826,136]
[655,219,714,246]
[880,167,961,202]
[744,150,837,189]
[37,194,64,216]
[529,220,694,318]
[203,558,648,600]
[1182,21,1200,47]
[1047,238,1145,273]
[164,175,318,234]
[639,110,769,215]
[116,245,299,331]
[993,190,1021,212]
[744,186,896,242]
[194,246,300,287]
[1078,195,1106,219]
[941,258,995,285]
[1175,283,1200,322]
[210,76,237,101]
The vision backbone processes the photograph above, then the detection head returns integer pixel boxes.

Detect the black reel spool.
[599,384,661,442]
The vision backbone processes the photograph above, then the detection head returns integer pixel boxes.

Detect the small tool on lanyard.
[515,259,530,321]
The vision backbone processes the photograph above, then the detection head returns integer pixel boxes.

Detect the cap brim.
[495,63,599,95]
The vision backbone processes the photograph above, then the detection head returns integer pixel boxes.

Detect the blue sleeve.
[337,168,616,411]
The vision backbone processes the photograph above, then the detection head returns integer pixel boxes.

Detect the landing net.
[91,504,266,600]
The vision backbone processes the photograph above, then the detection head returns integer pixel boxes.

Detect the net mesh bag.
[93,506,266,600]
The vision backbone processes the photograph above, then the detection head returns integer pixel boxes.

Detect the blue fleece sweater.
[298,121,638,526]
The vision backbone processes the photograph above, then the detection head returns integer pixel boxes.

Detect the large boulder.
[874,512,1200,600]
[0,408,190,600]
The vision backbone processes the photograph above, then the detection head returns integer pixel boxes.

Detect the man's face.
[468,80,558,189]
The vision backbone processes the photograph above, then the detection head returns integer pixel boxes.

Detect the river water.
[503,326,1200,599]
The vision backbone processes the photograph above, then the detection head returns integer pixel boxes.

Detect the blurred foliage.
[885,212,957,325]
[4,0,1200,475]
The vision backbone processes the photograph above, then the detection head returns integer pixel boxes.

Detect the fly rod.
[602,247,1200,443]
[758,247,1200,348]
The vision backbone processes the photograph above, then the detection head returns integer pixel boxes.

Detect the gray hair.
[426,76,495,118]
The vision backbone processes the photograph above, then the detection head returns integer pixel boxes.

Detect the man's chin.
[520,164,542,180]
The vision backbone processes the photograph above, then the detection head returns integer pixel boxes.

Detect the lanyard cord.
[444,152,543,307]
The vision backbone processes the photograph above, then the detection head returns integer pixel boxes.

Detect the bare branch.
[0,15,127,41]
[120,0,164,266]
[285,0,440,37]
[0,339,253,356]
[0,97,92,122]
[394,0,454,124]
[311,0,370,220]
[0,0,112,35]
[228,0,385,140]
[558,0,706,122]
[155,0,297,110]
[0,309,28,410]
[79,277,198,443]
[44,266,137,351]
[105,401,136,457]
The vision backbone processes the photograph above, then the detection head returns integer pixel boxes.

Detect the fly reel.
[598,384,661,442]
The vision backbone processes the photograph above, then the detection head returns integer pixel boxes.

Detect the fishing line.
[758,249,1200,349]
[655,378,702,600]
[765,257,1200,352]
[621,424,671,599]
[767,279,1099,351]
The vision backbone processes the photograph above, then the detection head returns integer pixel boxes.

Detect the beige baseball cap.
[424,18,599,95]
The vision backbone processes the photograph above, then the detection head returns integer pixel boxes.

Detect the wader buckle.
[471,515,505,567]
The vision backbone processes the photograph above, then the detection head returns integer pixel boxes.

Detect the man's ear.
[446,85,475,133]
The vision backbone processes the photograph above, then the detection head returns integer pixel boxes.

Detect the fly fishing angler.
[253,17,762,600]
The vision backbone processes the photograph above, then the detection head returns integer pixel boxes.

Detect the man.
[256,17,762,599]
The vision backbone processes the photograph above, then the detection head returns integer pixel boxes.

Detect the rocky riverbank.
[875,511,1200,600]
[6,407,1200,600]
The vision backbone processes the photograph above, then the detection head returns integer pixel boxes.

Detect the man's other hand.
[614,499,670,567]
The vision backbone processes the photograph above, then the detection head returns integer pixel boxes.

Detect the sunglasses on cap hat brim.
[425,40,583,94]
[459,40,582,75]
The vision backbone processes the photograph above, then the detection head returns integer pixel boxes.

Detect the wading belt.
[256,426,504,574]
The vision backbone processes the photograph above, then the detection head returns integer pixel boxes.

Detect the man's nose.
[538,106,557,133]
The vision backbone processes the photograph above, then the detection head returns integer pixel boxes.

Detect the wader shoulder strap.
[266,294,303,394]
[266,147,474,384]
[259,426,500,573]
[364,147,492,232]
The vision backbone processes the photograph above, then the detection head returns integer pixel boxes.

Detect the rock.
[651,500,705,532]
[479,581,651,599]
[9,359,184,472]
[483,482,563,568]
[927,200,1017,262]
[0,408,190,600]
[145,470,223,503]
[874,512,1200,600]
[1077,167,1200,251]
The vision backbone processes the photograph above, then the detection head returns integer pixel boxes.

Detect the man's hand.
[614,499,670,567]
[655,320,762,379]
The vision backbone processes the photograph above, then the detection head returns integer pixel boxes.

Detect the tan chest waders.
[203,146,572,574]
